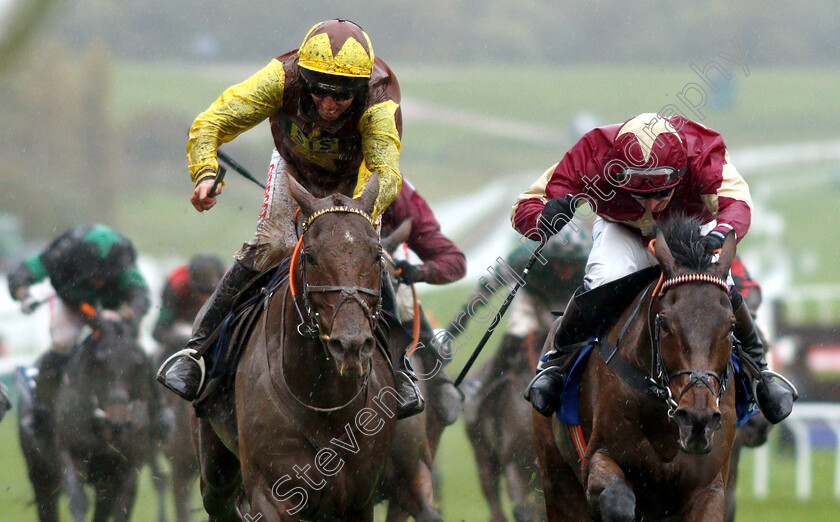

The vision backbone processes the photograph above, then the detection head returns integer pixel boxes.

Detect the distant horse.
[375,221,444,522]
[464,332,546,522]
[534,216,739,521]
[20,312,160,521]
[194,173,403,521]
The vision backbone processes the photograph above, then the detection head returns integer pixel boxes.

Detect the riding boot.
[33,351,70,433]
[415,311,462,426]
[382,270,425,419]
[156,259,257,401]
[524,292,587,417]
[733,295,797,424]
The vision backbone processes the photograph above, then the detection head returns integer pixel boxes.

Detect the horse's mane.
[656,213,714,273]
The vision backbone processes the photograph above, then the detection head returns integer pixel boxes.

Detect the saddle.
[193,262,290,417]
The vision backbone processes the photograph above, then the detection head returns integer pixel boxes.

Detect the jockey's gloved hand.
[701,229,727,253]
[395,260,425,285]
[538,195,575,237]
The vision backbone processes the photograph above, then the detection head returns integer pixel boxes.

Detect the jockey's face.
[631,188,675,213]
[311,93,355,122]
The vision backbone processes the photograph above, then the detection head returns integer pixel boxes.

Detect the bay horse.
[194,173,402,521]
[534,216,739,521]
[464,332,546,522]
[19,311,160,522]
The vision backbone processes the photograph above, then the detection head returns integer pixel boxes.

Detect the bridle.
[290,206,383,345]
[646,271,733,417]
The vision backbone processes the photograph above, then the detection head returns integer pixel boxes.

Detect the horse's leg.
[172,456,198,522]
[470,436,505,522]
[20,430,62,522]
[682,473,727,522]
[725,441,743,522]
[89,467,130,522]
[147,452,170,522]
[343,503,375,522]
[384,460,442,522]
[532,414,587,522]
[111,469,141,522]
[194,416,242,522]
[586,450,636,522]
[59,452,88,522]
[505,461,540,522]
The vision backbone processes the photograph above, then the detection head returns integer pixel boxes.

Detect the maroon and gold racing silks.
[511,113,753,243]
[187,53,402,219]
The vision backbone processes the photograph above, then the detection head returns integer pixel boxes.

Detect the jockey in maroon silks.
[381,177,467,425]
[512,113,795,424]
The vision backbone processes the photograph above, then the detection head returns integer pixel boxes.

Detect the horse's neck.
[611,289,655,370]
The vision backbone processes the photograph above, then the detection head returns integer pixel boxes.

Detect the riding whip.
[453,237,550,387]
[217,149,266,190]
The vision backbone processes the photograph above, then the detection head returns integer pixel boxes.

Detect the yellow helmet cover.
[298,19,374,78]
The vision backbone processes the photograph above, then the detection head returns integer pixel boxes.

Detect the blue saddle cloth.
[544,342,758,427]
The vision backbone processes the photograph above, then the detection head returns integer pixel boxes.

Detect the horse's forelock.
[657,214,714,273]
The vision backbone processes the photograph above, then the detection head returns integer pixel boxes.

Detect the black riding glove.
[395,260,425,285]
[538,195,574,237]
[701,229,727,253]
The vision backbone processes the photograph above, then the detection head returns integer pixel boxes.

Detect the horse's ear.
[356,171,380,214]
[713,231,737,279]
[653,229,677,278]
[287,173,316,215]
[381,218,412,254]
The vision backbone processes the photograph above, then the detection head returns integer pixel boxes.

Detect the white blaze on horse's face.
[344,229,355,245]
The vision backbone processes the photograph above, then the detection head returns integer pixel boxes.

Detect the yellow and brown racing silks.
[186,44,402,217]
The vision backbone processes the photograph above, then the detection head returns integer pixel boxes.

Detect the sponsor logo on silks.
[290,123,340,154]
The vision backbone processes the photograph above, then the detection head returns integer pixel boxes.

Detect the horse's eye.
[303,252,316,266]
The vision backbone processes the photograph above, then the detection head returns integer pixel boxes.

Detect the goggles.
[617,166,685,194]
[630,186,676,200]
[300,66,364,101]
[308,83,358,101]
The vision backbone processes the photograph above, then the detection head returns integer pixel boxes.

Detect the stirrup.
[157,348,206,394]
[523,366,564,401]
[752,370,800,401]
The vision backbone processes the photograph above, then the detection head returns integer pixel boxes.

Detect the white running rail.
[752,402,840,500]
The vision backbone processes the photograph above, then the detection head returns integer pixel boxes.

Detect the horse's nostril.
[674,407,721,434]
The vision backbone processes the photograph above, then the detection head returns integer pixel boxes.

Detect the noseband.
[648,272,733,416]
[290,206,382,343]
